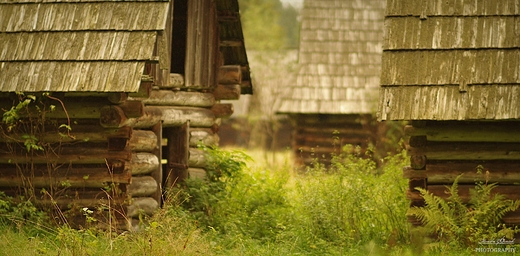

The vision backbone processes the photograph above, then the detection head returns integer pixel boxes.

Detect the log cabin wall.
[291,114,377,166]
[0,0,252,230]
[404,120,520,227]
[276,0,388,167]
[378,0,520,230]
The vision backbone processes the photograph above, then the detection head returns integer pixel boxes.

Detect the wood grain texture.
[379,0,520,121]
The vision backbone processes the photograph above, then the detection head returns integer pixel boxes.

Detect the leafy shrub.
[288,146,410,251]
[409,174,520,249]
[0,192,48,228]
[175,146,251,227]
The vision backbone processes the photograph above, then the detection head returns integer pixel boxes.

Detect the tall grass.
[0,146,415,255]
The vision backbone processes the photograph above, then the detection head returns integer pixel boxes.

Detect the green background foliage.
[239,0,300,50]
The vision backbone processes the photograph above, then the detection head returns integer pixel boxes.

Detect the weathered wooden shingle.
[277,0,386,114]
[379,0,520,120]
[0,0,169,92]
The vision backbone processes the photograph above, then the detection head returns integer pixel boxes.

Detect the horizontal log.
[503,209,520,225]
[188,148,208,168]
[294,135,370,147]
[213,84,240,100]
[404,121,520,142]
[30,189,127,209]
[211,103,234,118]
[403,161,520,184]
[117,100,144,118]
[126,197,159,217]
[128,81,153,98]
[127,129,158,152]
[128,176,158,197]
[295,126,369,137]
[169,73,185,88]
[0,125,132,143]
[100,106,162,128]
[0,97,109,119]
[410,155,427,170]
[188,168,207,179]
[100,106,216,128]
[294,114,372,126]
[107,93,128,104]
[35,198,125,209]
[189,129,219,147]
[0,147,132,164]
[0,166,131,188]
[127,153,160,175]
[157,106,216,128]
[61,92,128,104]
[407,142,520,161]
[294,145,345,155]
[217,65,242,85]
[129,90,215,107]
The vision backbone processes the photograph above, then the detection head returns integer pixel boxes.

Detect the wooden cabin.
[378,0,520,227]
[276,0,387,166]
[0,0,251,230]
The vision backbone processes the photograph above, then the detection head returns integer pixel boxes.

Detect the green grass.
[0,147,517,255]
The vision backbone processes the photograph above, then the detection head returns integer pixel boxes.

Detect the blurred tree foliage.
[239,0,300,50]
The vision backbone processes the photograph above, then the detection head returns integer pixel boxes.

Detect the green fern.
[409,174,520,248]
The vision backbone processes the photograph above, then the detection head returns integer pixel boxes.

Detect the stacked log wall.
[291,114,378,167]
[404,120,520,227]
[0,81,162,230]
[0,68,234,230]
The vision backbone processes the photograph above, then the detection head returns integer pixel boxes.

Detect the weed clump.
[409,173,520,251]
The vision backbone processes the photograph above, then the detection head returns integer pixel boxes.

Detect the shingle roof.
[379,0,520,120]
[0,0,169,92]
[276,0,386,114]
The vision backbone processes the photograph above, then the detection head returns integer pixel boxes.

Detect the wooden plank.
[150,122,162,205]
[184,0,218,88]
[379,82,520,121]
[0,125,132,143]
[1,31,156,61]
[385,0,517,16]
[213,84,241,100]
[100,106,216,128]
[384,17,519,50]
[0,61,145,93]
[129,89,215,107]
[0,2,169,32]
[163,121,189,187]
[404,122,520,142]
[217,65,242,85]
[404,161,520,184]
[0,147,132,164]
[407,141,520,161]
[0,166,131,188]
[294,135,369,148]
